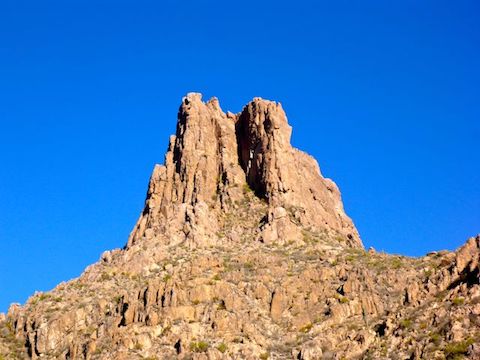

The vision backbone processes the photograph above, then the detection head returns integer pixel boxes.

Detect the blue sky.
[0,0,479,312]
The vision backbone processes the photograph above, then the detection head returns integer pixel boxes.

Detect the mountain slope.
[1,94,479,360]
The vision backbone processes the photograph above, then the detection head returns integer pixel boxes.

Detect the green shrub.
[444,338,474,359]
[242,183,253,194]
[399,319,412,329]
[100,272,112,281]
[430,333,442,345]
[299,323,313,333]
[217,342,227,353]
[391,257,403,269]
[259,353,269,360]
[452,297,465,306]
[190,341,209,353]
[38,293,51,301]
[244,261,254,270]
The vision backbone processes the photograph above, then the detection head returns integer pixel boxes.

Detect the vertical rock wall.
[127,93,362,249]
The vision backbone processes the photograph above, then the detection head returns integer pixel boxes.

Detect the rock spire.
[2,94,479,360]
[127,93,361,249]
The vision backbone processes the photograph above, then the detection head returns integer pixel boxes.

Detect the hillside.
[1,94,479,359]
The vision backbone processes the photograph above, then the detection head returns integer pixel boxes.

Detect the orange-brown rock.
[127,93,361,250]
[0,95,478,360]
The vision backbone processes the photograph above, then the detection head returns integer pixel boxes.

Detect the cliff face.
[1,94,479,360]
[127,93,361,250]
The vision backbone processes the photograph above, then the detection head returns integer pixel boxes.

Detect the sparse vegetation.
[100,272,112,281]
[399,319,413,329]
[244,261,254,270]
[390,257,403,269]
[242,183,253,194]
[190,341,209,353]
[217,342,227,353]
[424,269,433,278]
[299,323,313,333]
[452,297,465,306]
[2,100,478,360]
[430,333,442,345]
[444,338,474,359]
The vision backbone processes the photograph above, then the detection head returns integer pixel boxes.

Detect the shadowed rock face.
[1,94,479,360]
[128,93,361,249]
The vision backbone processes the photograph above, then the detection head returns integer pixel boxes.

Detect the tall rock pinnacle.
[127,93,361,249]
[3,93,479,360]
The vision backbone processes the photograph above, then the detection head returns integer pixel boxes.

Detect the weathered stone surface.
[237,99,361,247]
[127,93,361,250]
[1,95,479,360]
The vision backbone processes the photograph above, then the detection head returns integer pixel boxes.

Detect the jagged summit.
[2,94,478,360]
[127,93,361,249]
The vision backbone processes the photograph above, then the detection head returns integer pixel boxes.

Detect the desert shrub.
[399,319,412,329]
[100,272,112,281]
[242,183,253,194]
[452,297,465,306]
[190,341,209,353]
[444,338,474,359]
[217,342,227,353]
[430,333,442,345]
[299,323,313,333]
[391,257,403,269]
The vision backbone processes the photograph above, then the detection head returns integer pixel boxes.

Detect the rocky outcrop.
[0,95,478,360]
[236,99,360,247]
[127,93,361,249]
[127,94,246,248]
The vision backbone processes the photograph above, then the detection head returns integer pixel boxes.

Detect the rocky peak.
[2,94,479,360]
[127,93,361,249]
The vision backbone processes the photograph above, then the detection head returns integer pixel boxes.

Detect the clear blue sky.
[1,0,479,312]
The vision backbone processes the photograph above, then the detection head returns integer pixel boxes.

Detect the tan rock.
[270,288,287,322]
[2,94,479,360]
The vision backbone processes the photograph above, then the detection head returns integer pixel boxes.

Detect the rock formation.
[127,93,360,250]
[0,94,478,359]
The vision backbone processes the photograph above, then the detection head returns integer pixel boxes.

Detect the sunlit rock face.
[1,94,479,360]
[128,93,361,250]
